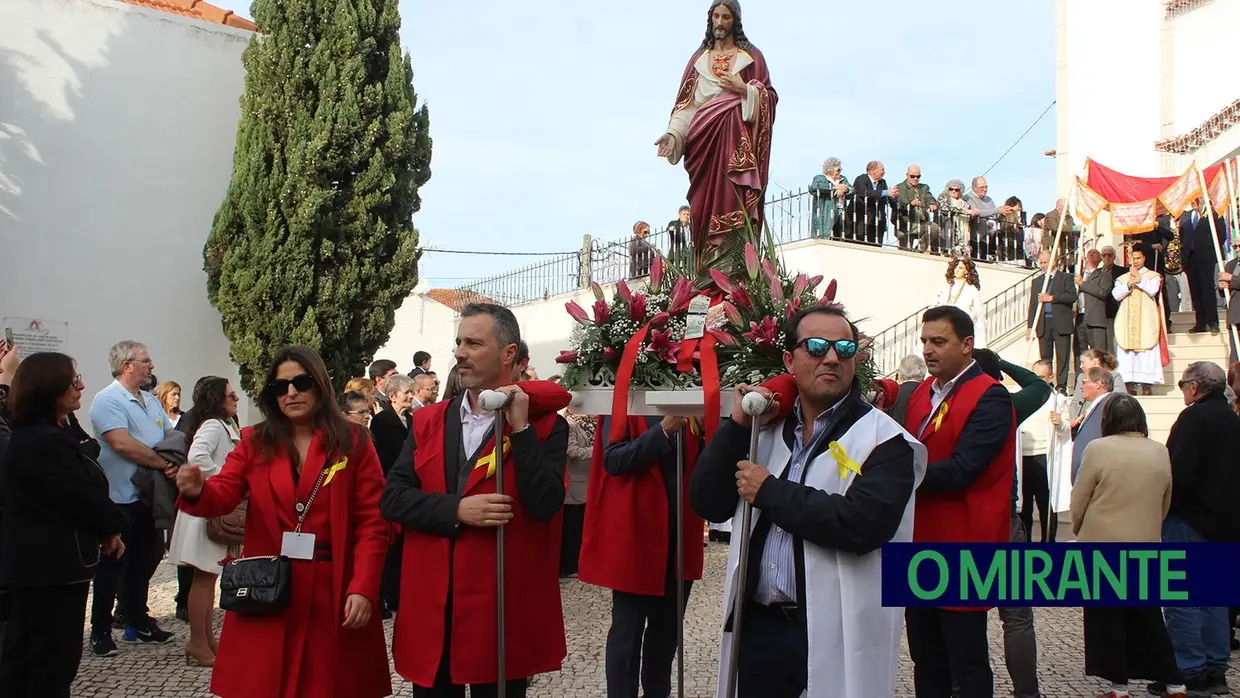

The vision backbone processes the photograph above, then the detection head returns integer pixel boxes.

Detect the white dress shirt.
[459,395,496,456]
[919,360,977,436]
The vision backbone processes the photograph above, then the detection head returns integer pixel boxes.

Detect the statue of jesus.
[654,0,777,272]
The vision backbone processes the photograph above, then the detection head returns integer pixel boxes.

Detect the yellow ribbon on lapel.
[322,457,348,487]
[828,441,861,480]
[474,437,511,478]
[931,401,950,432]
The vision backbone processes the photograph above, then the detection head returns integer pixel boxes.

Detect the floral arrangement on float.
[555,223,877,436]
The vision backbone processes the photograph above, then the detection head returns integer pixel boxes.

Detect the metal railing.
[870,271,1036,377]
[456,250,583,307]
[455,188,1058,307]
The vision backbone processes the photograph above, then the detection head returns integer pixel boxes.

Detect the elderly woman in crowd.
[0,352,127,698]
[938,178,972,253]
[344,377,379,417]
[560,403,594,578]
[809,157,851,238]
[1070,393,1187,698]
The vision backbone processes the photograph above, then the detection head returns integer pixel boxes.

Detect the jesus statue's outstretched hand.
[655,134,675,159]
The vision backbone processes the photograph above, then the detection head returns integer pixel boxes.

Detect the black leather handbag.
[218,464,330,615]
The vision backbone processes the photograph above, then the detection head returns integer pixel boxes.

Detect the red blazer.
[393,382,570,686]
[179,425,391,698]
[578,416,704,596]
[904,372,1015,611]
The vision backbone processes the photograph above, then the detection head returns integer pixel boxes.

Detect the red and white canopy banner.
[1072,158,1234,234]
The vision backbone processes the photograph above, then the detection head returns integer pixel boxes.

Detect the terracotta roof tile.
[111,0,258,32]
[424,288,496,313]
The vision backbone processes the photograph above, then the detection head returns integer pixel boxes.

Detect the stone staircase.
[1138,311,1232,443]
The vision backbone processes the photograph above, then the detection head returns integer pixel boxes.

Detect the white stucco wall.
[375,285,459,378]
[383,242,1035,383]
[1056,0,1240,190]
[0,0,255,421]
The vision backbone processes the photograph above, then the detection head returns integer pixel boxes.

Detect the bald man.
[894,164,939,252]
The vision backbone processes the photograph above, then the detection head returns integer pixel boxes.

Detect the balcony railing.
[455,188,1064,308]
[869,271,1036,377]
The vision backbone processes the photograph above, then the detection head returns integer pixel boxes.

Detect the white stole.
[716,407,928,698]
[1047,392,1074,513]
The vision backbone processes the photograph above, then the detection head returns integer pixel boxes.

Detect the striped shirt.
[754,395,845,605]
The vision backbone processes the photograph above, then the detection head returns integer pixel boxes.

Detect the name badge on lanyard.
[281,531,316,560]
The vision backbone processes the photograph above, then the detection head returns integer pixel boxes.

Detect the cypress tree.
[205,0,431,395]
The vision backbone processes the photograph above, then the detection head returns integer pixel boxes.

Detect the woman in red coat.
[174,346,392,698]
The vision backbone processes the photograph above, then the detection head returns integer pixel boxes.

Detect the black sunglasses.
[269,373,314,395]
[796,337,858,359]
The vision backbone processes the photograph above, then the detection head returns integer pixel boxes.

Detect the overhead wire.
[981,100,1056,178]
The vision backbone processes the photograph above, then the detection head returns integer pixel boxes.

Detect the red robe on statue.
[664,43,777,269]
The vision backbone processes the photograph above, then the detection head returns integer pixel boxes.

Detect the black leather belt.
[755,600,799,621]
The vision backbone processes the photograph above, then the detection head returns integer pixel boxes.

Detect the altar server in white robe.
[690,305,928,698]
[1112,244,1165,392]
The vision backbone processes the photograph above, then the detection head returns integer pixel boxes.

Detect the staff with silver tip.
[477,385,525,698]
[724,384,779,698]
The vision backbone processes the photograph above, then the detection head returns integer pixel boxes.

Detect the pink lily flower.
[706,328,737,346]
[792,273,809,299]
[721,301,744,327]
[603,347,617,362]
[650,311,670,328]
[744,243,760,280]
[729,284,754,311]
[565,300,590,325]
[629,294,648,323]
[769,275,784,303]
[648,329,681,363]
[709,269,736,295]
[593,299,611,324]
[743,315,780,348]
[555,350,579,364]
[591,282,606,302]
[668,277,694,313]
[650,255,664,288]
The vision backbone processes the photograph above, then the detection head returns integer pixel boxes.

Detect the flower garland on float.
[555,224,878,442]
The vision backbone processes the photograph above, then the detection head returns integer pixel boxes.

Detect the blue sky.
[210,0,1057,288]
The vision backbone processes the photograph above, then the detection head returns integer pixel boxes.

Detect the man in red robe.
[380,303,571,698]
[577,415,704,698]
[903,305,1016,698]
[654,0,777,272]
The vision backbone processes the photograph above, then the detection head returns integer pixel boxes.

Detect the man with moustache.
[904,306,1017,698]
[380,303,571,698]
[655,0,777,271]
[691,305,927,698]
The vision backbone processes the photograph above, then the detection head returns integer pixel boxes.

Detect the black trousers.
[380,531,403,612]
[1019,456,1056,542]
[737,600,808,698]
[1186,265,1220,329]
[1037,327,1073,391]
[91,502,159,633]
[906,607,993,698]
[0,583,90,698]
[411,591,529,698]
[606,579,693,698]
[1084,606,1183,685]
[559,504,585,577]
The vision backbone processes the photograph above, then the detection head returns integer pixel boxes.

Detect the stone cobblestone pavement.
[73,542,1240,697]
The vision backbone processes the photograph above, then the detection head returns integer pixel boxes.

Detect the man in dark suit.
[851,160,891,245]
[1179,202,1227,334]
[1027,250,1078,391]
[371,373,416,618]
[1068,367,1114,483]
[1078,248,1116,352]
[665,205,693,269]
